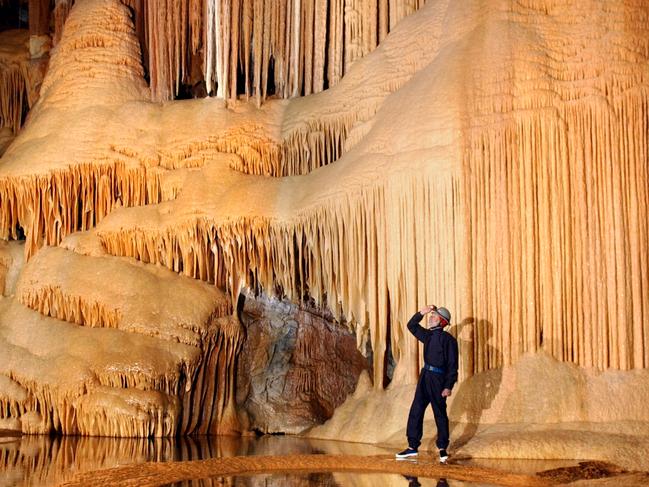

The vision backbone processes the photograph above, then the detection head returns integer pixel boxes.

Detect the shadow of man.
[444,318,503,451]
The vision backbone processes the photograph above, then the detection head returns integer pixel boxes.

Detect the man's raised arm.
[407,306,433,343]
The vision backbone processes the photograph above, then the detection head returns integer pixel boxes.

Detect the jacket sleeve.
[443,336,459,390]
[407,312,429,343]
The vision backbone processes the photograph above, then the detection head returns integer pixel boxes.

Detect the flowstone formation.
[2,244,242,436]
[0,0,648,470]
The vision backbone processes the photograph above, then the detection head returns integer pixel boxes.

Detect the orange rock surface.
[0,0,648,473]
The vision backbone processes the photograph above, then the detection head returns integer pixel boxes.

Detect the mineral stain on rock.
[236,293,368,434]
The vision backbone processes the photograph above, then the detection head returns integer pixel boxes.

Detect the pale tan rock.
[0,245,242,436]
[59,230,108,257]
[310,352,649,470]
[311,352,649,442]
[0,0,647,466]
[16,246,232,347]
[457,424,649,472]
[0,295,197,435]
[0,240,24,296]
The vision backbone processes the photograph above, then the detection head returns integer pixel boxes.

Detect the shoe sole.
[395,453,418,459]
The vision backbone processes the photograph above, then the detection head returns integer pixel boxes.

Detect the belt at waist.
[423,364,445,374]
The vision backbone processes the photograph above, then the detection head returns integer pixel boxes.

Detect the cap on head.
[436,307,451,325]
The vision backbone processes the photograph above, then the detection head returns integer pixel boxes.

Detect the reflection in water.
[1,435,395,487]
[1,435,185,487]
[0,433,562,487]
[164,474,464,487]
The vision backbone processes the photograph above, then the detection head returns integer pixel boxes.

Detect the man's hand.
[441,388,452,398]
[419,305,436,315]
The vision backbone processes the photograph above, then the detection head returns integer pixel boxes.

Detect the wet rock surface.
[236,293,368,434]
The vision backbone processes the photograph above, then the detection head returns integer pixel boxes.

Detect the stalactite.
[0,105,404,262]
[0,296,208,435]
[241,0,252,98]
[3,0,649,434]
[2,244,244,436]
[0,163,167,260]
[19,285,123,330]
[0,70,24,134]
[261,0,271,101]
[252,0,263,103]
[189,0,202,55]
[13,0,429,104]
[344,0,362,73]
[460,96,649,374]
[328,0,344,87]
[0,36,28,134]
[0,375,30,421]
[15,246,233,348]
[198,0,428,103]
[144,0,198,101]
[93,76,649,388]
[94,171,467,389]
[53,0,75,46]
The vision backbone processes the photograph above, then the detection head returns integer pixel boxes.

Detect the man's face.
[428,312,441,328]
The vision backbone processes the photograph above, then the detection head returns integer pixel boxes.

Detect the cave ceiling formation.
[0,0,648,443]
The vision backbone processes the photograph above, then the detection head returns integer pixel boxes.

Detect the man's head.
[428,307,451,328]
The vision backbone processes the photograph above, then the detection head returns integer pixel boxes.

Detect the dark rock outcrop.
[236,294,368,434]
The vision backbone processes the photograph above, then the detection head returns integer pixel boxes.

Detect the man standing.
[396,305,458,463]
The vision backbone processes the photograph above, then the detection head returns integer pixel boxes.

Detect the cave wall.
[0,0,647,438]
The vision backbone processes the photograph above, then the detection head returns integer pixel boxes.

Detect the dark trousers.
[406,369,449,450]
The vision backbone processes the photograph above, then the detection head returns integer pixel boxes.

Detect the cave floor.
[2,433,647,486]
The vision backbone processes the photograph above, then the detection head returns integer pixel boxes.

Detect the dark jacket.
[407,312,459,390]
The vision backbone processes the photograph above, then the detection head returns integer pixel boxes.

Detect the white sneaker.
[439,449,449,463]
